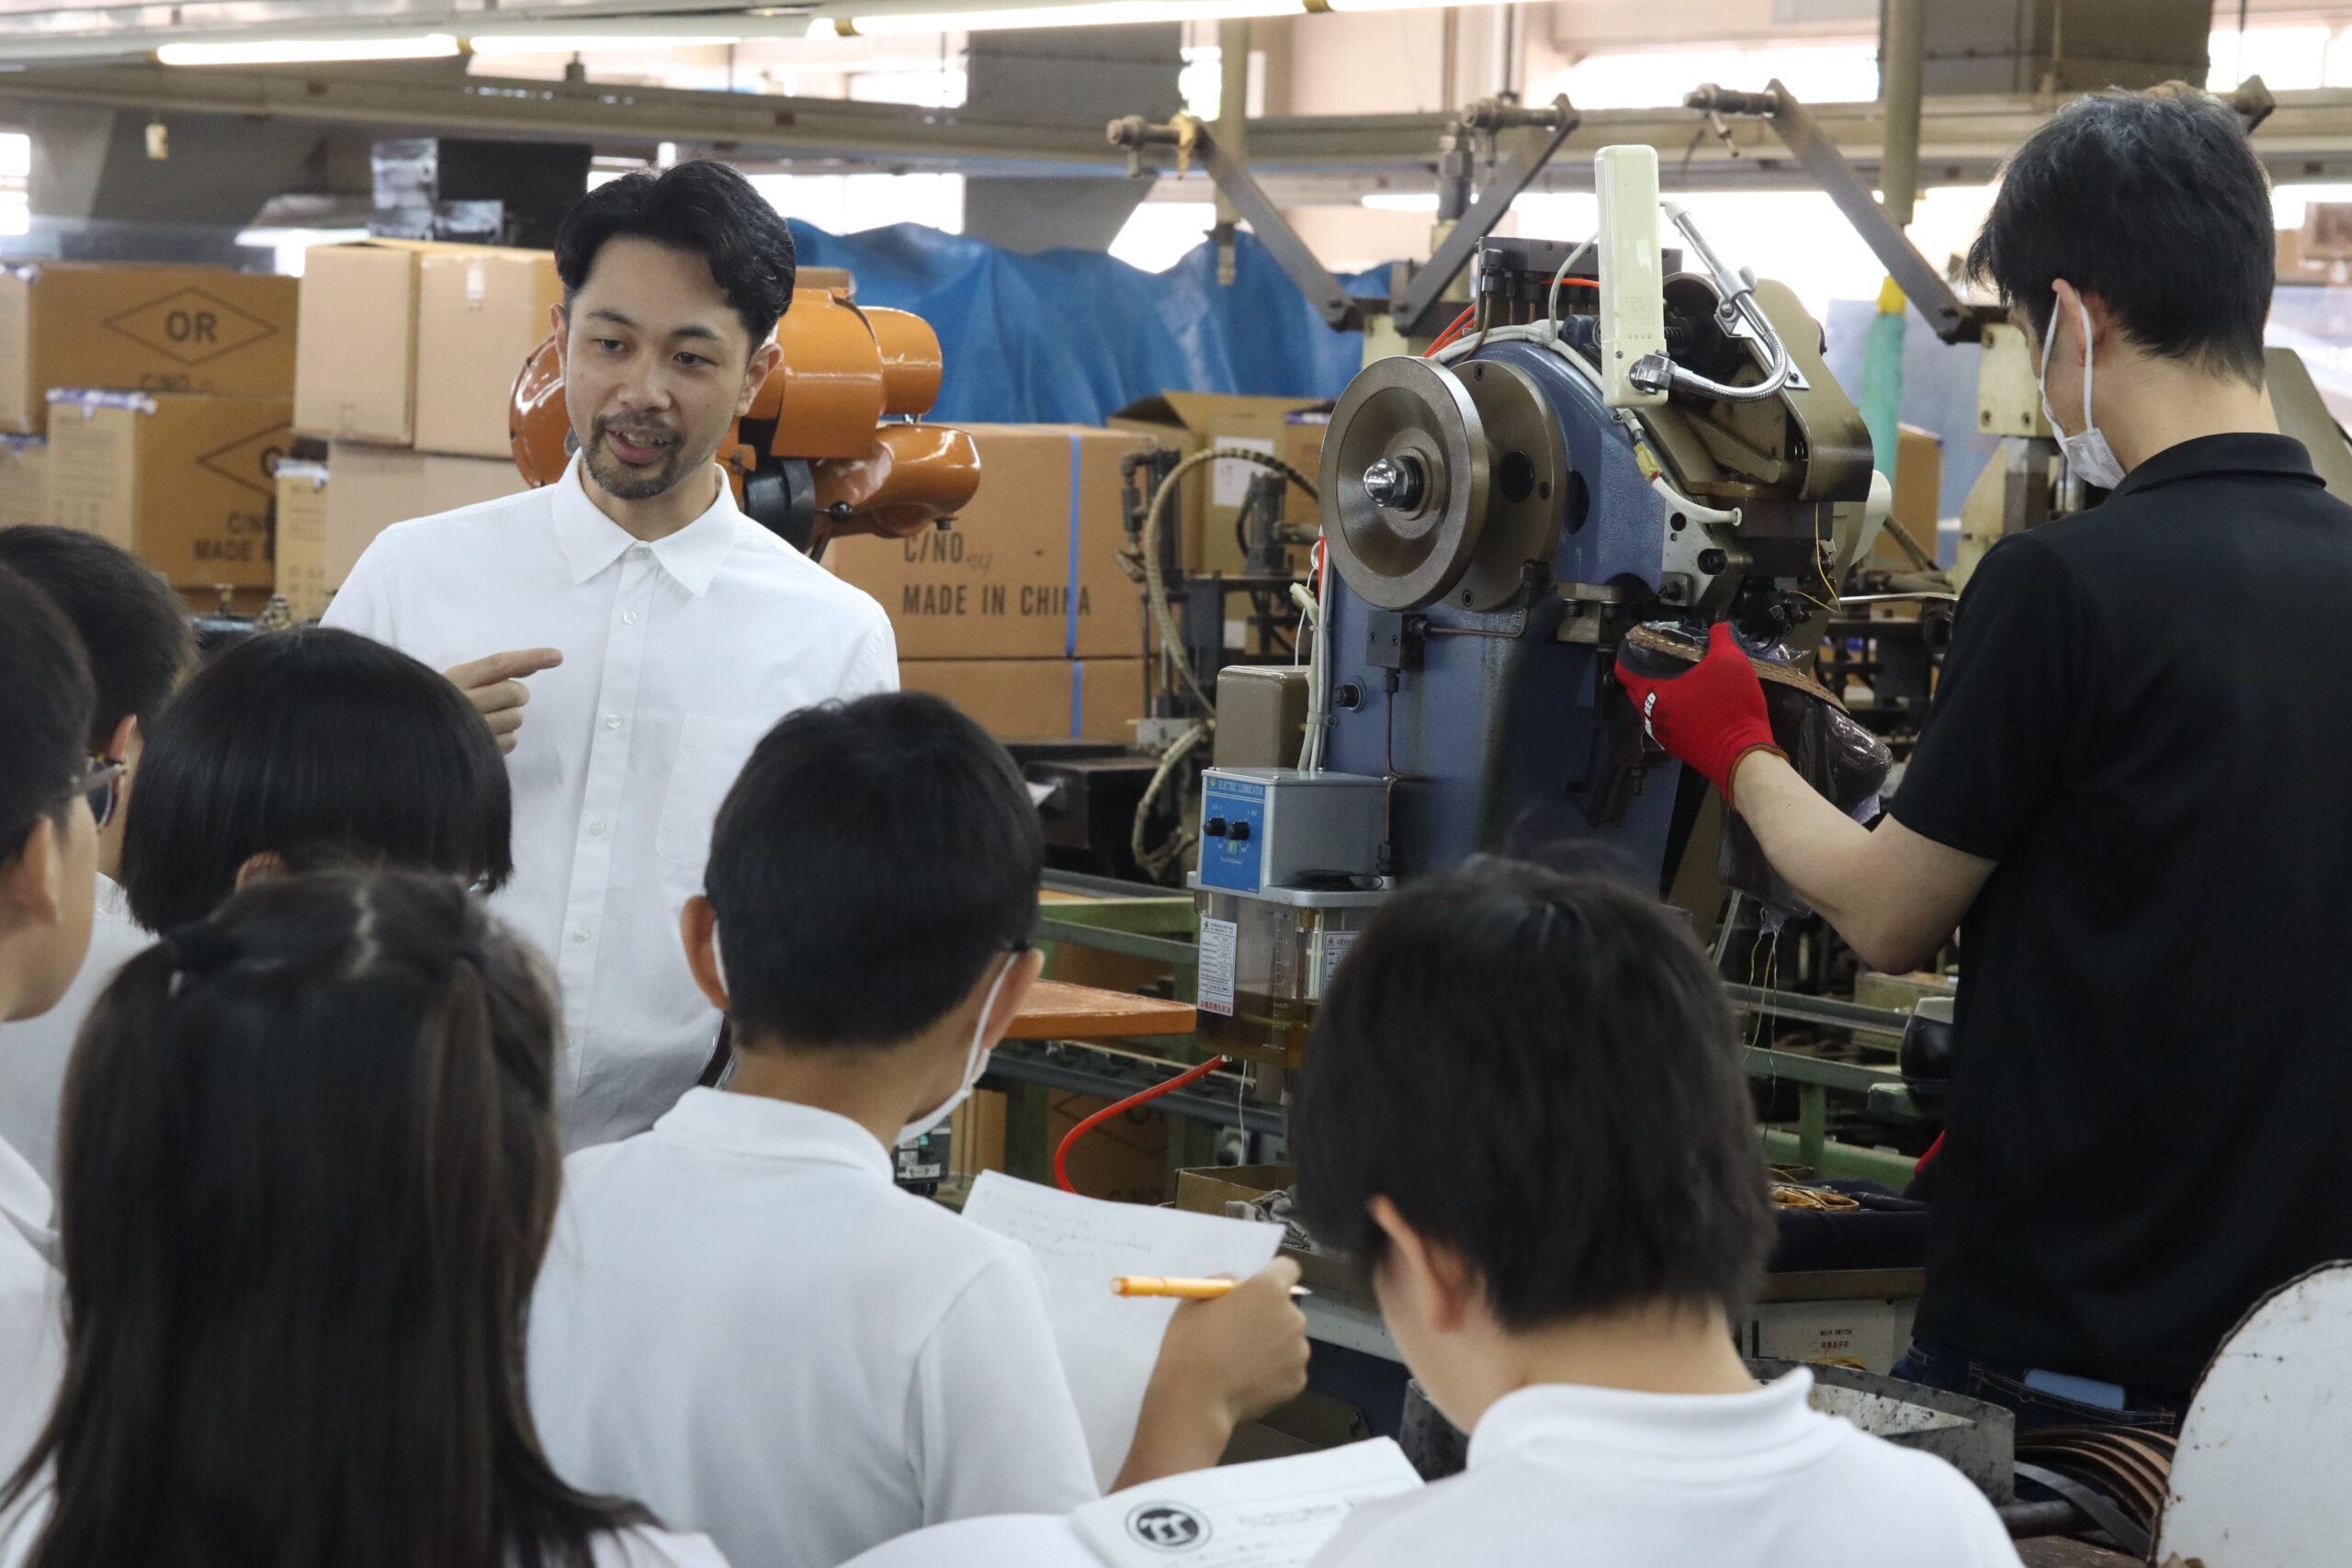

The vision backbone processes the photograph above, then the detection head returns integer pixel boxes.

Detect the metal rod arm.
[1391,93,1580,336]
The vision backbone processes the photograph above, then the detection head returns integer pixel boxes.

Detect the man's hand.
[444,648,564,755]
[1613,623,1782,802]
[1114,1258,1311,1489]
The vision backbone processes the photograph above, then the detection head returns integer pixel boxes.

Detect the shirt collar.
[2108,433,2324,502]
[548,453,744,598]
[1468,1369,1819,1467]
[96,870,127,924]
[651,1087,895,1181]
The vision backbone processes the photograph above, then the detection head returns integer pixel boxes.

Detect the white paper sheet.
[1071,1439,1424,1568]
[960,1170,1283,1487]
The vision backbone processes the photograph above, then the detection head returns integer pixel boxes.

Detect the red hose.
[1054,1055,1231,1194]
[1421,305,1477,356]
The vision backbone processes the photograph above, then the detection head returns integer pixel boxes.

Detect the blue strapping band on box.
[1065,432,1081,658]
[1070,658,1083,739]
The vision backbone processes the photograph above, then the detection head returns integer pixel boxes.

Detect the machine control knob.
[1362,456,1426,512]
[1227,821,1252,842]
[1204,817,1229,838]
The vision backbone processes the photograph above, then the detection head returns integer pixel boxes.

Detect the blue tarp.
[788,220,1385,425]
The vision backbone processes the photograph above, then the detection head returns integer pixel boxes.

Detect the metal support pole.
[1879,0,1925,230]
[1214,17,1250,287]
[1797,1084,1830,1172]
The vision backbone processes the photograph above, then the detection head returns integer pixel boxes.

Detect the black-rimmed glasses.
[74,757,125,831]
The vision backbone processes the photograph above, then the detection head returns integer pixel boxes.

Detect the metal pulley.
[1319,354,1566,612]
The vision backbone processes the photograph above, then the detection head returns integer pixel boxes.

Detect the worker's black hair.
[0,562,96,863]
[0,525,193,756]
[1291,858,1774,1328]
[1968,85,2274,383]
[119,627,513,930]
[707,692,1042,1050]
[554,159,797,353]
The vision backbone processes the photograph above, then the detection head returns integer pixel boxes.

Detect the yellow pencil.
[1112,1275,1311,1300]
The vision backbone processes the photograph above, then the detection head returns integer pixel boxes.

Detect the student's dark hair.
[707,691,1041,1047]
[119,626,512,931]
[1966,85,2274,383]
[0,562,95,862]
[0,870,653,1568]
[554,157,797,351]
[1292,858,1773,1327]
[0,525,194,754]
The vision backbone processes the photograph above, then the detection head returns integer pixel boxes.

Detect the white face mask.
[898,950,1023,1147]
[2038,293,2128,491]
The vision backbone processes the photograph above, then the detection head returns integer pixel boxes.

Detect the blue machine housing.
[1320,339,1686,878]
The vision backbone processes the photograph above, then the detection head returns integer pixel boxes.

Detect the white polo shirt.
[1309,1371,2021,1568]
[0,874,146,1187]
[323,459,897,1146]
[527,1089,1100,1568]
[0,1134,62,1488]
[839,1516,1092,1568]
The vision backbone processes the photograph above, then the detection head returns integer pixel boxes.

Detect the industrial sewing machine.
[1191,145,1890,1071]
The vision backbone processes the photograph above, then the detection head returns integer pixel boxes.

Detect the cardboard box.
[900,657,1143,744]
[274,459,332,621]
[324,440,529,588]
[0,435,44,525]
[295,242,560,455]
[1109,392,1329,573]
[827,424,1152,660]
[0,264,298,434]
[1877,423,1942,566]
[45,391,289,591]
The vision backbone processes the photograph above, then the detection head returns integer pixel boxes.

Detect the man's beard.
[581,413,709,502]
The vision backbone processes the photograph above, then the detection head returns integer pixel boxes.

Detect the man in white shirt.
[326,160,897,1145]
[0,567,103,1483]
[529,694,1310,1568]
[1287,861,2022,1568]
[0,527,193,1188]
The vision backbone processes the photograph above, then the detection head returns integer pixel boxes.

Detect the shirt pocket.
[653,714,767,882]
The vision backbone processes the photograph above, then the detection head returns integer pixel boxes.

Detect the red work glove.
[1612,623,1784,803]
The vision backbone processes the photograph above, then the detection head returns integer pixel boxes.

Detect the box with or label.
[899,657,1143,744]
[827,424,1152,660]
[0,264,298,434]
[1108,392,1329,573]
[45,390,291,591]
[295,242,560,455]
[323,440,531,589]
[0,435,44,525]
[273,459,332,621]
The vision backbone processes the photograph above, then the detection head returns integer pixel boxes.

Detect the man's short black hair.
[0,525,193,754]
[119,626,513,930]
[554,159,797,351]
[0,562,95,860]
[1292,859,1773,1328]
[1967,86,2274,382]
[707,692,1042,1048]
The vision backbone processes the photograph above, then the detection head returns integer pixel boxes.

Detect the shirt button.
[622,610,639,625]
[587,819,608,838]
[604,714,623,730]
[569,926,591,945]
[626,544,650,561]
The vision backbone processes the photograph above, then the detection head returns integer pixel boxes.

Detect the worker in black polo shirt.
[1616,85,2352,1433]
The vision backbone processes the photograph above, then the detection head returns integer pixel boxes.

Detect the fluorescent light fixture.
[156,33,459,66]
[467,33,741,55]
[812,2,1287,36]
[1361,191,1439,211]
[1323,0,1543,9]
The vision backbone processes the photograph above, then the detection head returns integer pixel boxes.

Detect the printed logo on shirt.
[1125,1503,1209,1551]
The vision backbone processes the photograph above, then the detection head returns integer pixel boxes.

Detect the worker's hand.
[1153,1258,1311,1427]
[444,648,564,755]
[1612,623,1782,804]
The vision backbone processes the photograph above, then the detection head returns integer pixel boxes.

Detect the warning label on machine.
[1197,918,1238,1017]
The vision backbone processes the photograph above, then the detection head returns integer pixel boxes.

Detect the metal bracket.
[1683,80,1982,344]
[1391,94,1581,337]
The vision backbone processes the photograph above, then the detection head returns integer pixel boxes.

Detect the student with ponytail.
[0,870,727,1568]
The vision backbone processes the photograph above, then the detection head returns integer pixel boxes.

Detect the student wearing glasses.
[116,626,512,932]
[0,564,105,1489]
[0,527,194,1187]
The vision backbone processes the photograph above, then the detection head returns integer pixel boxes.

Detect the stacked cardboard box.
[10,263,300,593]
[288,241,548,610]
[827,423,1155,745]
[1108,392,1330,574]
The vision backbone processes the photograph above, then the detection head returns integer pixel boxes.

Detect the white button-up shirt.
[1310,1371,2021,1568]
[527,1090,1100,1568]
[324,460,897,1145]
[0,1134,62,1489]
[0,874,146,1187]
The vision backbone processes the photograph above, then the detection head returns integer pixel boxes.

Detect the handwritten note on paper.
[961,1171,1283,1488]
[1071,1439,1423,1568]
